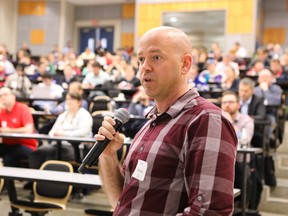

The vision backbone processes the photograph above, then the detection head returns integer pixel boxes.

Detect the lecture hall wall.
[0,0,287,56]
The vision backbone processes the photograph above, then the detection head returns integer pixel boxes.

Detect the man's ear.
[181,54,192,74]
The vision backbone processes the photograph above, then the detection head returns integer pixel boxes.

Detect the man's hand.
[95,116,125,157]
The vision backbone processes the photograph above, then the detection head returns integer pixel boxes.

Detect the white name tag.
[132,160,147,181]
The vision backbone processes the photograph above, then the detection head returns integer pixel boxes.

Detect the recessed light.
[170,17,177,23]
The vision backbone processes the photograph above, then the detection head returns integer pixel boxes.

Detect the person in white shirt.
[29,92,93,169]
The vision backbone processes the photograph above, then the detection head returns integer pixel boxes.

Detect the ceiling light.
[170,17,177,23]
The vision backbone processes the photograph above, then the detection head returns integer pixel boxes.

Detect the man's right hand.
[94,116,125,157]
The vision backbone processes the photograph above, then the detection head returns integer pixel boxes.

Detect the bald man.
[96,27,237,215]
[0,87,37,167]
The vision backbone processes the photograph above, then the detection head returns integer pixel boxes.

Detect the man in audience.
[238,77,266,210]
[270,59,284,79]
[0,87,37,167]
[4,64,32,98]
[32,73,64,112]
[254,69,283,146]
[238,77,266,120]
[81,61,110,89]
[221,91,254,205]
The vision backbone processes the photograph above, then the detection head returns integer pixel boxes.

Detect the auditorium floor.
[0,181,286,216]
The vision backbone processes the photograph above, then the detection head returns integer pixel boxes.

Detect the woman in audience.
[28,92,93,169]
[221,66,240,92]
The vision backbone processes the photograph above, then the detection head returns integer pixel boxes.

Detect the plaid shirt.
[114,89,237,216]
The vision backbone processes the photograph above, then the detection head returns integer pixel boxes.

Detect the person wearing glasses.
[221,91,254,205]
[0,87,37,167]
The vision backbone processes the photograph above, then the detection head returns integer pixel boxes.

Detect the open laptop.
[30,84,51,99]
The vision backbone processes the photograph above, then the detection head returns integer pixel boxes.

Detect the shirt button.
[197,195,203,202]
[117,201,121,206]
[139,146,143,152]
[152,122,156,127]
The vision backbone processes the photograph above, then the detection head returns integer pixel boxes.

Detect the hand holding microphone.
[78,108,130,174]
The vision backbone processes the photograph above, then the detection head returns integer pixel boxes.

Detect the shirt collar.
[240,96,252,106]
[146,88,199,119]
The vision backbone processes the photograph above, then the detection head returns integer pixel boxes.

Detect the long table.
[0,133,96,163]
[0,166,102,216]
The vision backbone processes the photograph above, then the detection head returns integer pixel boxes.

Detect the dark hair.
[41,72,53,79]
[66,92,82,101]
[222,90,239,102]
[92,61,102,68]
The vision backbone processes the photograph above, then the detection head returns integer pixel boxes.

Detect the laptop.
[30,85,51,99]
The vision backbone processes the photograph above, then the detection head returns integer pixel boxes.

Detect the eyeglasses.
[221,101,237,105]
[0,93,12,97]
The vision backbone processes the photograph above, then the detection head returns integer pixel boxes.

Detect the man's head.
[0,87,16,110]
[137,26,192,101]
[68,81,83,95]
[15,64,26,76]
[92,61,102,75]
[221,91,240,116]
[258,69,273,85]
[41,73,54,86]
[238,78,255,102]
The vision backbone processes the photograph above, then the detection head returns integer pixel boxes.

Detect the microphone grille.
[114,108,130,124]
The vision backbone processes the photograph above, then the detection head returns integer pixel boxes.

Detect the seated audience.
[82,61,110,89]
[0,87,37,167]
[254,69,283,146]
[4,64,32,98]
[28,92,93,169]
[117,64,141,90]
[270,59,284,79]
[221,91,254,198]
[221,66,240,92]
[187,65,208,91]
[32,73,64,112]
[238,77,266,120]
[246,60,265,76]
[54,64,78,89]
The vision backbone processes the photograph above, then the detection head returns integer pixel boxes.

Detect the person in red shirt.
[0,87,37,167]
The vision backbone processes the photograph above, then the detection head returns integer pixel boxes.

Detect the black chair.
[89,95,111,113]
[10,160,73,216]
[85,209,113,216]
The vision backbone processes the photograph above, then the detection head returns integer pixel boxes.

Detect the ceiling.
[66,0,134,6]
[162,10,225,34]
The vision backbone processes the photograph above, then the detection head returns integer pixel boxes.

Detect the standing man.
[96,27,237,215]
[0,87,37,167]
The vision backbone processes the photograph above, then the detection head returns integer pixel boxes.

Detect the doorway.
[79,26,114,53]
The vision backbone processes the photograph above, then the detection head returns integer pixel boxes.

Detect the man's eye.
[138,57,145,64]
[153,56,161,60]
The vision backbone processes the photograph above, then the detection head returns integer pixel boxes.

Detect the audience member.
[221,65,240,92]
[4,64,32,98]
[238,77,266,120]
[117,64,141,90]
[82,61,110,89]
[270,59,284,79]
[221,91,254,207]
[32,73,64,112]
[29,92,93,169]
[0,87,37,167]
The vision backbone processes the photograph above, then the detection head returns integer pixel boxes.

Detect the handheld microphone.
[78,108,130,174]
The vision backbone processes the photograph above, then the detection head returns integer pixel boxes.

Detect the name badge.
[132,160,147,181]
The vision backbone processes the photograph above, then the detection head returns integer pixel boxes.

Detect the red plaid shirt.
[114,89,237,216]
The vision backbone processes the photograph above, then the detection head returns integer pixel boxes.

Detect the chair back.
[89,95,111,113]
[91,110,114,134]
[33,160,73,209]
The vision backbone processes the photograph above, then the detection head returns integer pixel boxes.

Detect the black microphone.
[78,108,130,174]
